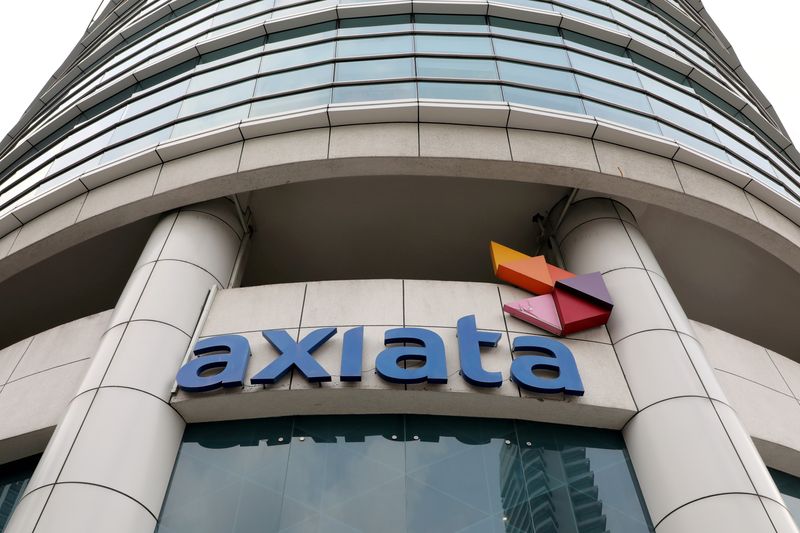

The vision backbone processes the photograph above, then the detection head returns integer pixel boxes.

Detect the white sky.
[0,0,798,142]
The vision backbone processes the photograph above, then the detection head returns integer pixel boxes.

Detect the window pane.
[338,15,412,36]
[493,38,570,67]
[659,123,730,162]
[198,37,266,67]
[189,57,261,93]
[569,52,642,86]
[266,21,336,48]
[171,105,250,139]
[100,127,171,164]
[124,80,191,119]
[261,41,336,72]
[336,35,414,58]
[335,58,414,82]
[0,456,39,531]
[156,419,294,533]
[418,82,503,101]
[564,30,630,62]
[414,14,488,33]
[577,75,651,112]
[584,100,661,134]
[498,61,578,92]
[503,86,586,114]
[648,97,717,140]
[332,82,416,103]
[179,80,256,117]
[256,64,333,96]
[279,416,406,532]
[415,35,493,55]
[416,58,498,80]
[489,17,562,44]
[157,416,654,533]
[250,88,331,117]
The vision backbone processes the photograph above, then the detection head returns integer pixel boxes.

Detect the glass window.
[569,53,642,87]
[414,14,488,33]
[179,80,256,117]
[648,98,717,140]
[415,35,493,55]
[639,75,702,114]
[492,0,553,11]
[584,100,661,134]
[493,38,570,68]
[503,86,585,114]
[0,455,39,531]
[335,58,414,82]
[189,58,261,93]
[659,123,730,162]
[416,58,498,80]
[336,35,413,58]
[100,127,172,164]
[489,17,562,44]
[250,88,331,117]
[211,0,272,27]
[419,82,503,101]
[47,130,115,176]
[199,37,266,68]
[558,0,614,18]
[332,82,416,103]
[564,30,630,62]
[338,15,412,36]
[630,52,686,85]
[577,75,651,112]
[261,41,336,72]
[256,64,333,96]
[171,104,251,139]
[266,21,337,48]
[123,80,191,119]
[156,416,654,533]
[498,61,578,92]
[110,102,183,144]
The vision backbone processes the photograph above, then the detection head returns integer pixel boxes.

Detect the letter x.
[251,328,337,384]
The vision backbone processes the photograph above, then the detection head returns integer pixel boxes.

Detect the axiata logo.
[176,315,585,396]
[491,242,614,336]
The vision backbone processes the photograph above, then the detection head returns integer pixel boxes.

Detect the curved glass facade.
[1,0,799,217]
[771,468,800,527]
[0,455,38,531]
[156,415,653,533]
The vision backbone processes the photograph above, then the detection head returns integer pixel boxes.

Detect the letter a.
[376,328,447,384]
[510,336,584,396]
[176,335,250,392]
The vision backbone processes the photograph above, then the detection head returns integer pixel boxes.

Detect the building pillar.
[5,199,245,533]
[555,197,798,533]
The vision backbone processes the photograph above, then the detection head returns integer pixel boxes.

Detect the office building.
[0,0,799,531]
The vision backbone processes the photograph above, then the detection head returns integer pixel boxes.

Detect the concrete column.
[555,197,798,533]
[5,199,245,533]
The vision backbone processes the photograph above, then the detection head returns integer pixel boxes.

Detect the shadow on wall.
[0,217,157,349]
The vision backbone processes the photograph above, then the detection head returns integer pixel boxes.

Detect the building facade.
[0,0,799,531]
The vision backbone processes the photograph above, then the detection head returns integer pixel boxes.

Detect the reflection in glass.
[419,82,503,101]
[250,88,331,117]
[503,86,585,114]
[417,58,498,80]
[156,415,654,533]
[415,35,494,55]
[332,82,416,103]
[0,455,39,531]
[256,64,334,96]
[770,469,800,527]
[335,58,414,82]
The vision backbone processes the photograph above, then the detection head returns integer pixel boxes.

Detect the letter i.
[340,327,364,382]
